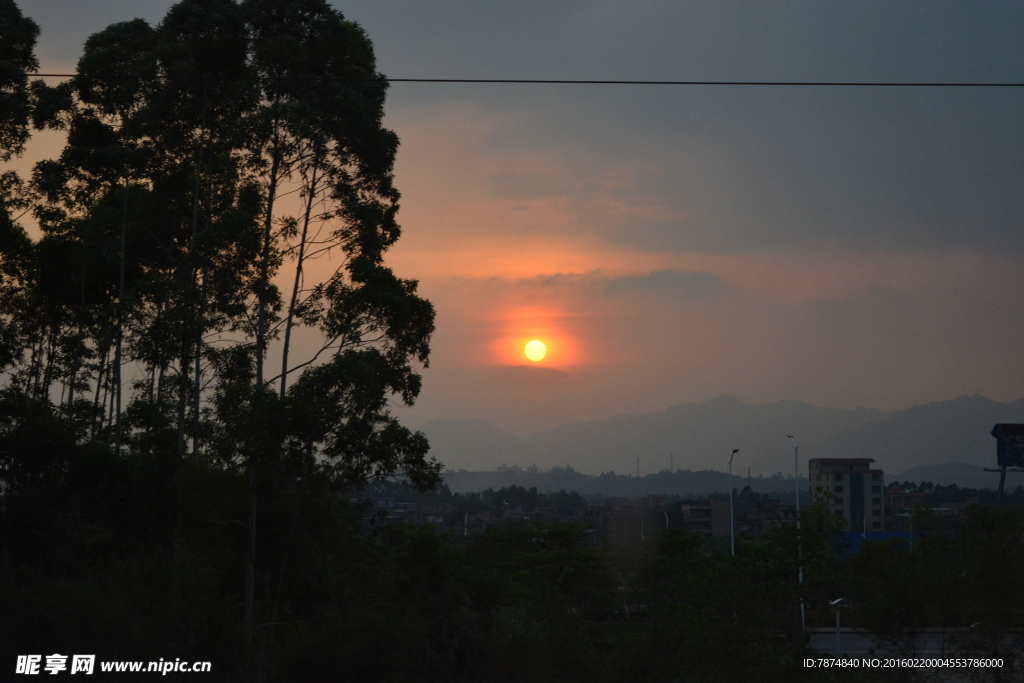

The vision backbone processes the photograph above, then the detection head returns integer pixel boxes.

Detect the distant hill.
[413,418,523,471]
[420,394,1024,483]
[521,394,884,475]
[891,462,1024,490]
[818,394,1024,472]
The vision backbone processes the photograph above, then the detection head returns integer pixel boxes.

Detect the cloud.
[22,1,1024,256]
[604,269,722,298]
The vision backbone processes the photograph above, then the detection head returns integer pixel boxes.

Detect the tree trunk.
[255,111,281,391]
[280,161,319,400]
[245,464,258,641]
[248,105,282,640]
[190,94,207,459]
[175,342,190,459]
[90,344,108,441]
[114,152,128,453]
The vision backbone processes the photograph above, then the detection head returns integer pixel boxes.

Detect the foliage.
[0,0,38,161]
[1,0,439,674]
[895,480,1024,511]
[1,0,439,485]
[849,505,1024,678]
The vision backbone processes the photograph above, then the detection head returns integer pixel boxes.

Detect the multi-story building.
[808,458,885,532]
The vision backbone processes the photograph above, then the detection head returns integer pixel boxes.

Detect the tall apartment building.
[807,458,885,532]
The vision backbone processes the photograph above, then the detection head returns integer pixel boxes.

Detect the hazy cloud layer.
[23,1,1022,253]
[605,270,722,298]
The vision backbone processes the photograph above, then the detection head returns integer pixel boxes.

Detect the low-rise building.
[676,500,713,535]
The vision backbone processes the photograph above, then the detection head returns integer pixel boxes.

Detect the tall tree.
[0,0,38,369]
[0,0,42,489]
[10,0,440,641]
[0,0,37,162]
[231,0,441,636]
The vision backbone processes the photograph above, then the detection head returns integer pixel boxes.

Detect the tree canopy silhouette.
[0,0,438,646]
[2,0,438,488]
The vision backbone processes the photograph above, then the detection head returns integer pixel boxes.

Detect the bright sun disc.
[524,339,547,362]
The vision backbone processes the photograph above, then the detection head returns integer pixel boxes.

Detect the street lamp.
[786,434,799,514]
[830,598,846,655]
[729,449,739,556]
[786,434,806,634]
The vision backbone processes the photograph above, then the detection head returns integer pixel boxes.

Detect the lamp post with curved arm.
[729,449,739,556]
[786,434,806,634]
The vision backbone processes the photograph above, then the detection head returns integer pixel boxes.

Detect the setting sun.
[524,339,547,362]
[489,306,582,366]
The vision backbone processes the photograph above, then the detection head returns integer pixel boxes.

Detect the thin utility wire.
[27,74,1024,87]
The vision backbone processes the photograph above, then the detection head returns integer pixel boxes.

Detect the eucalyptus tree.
[221,0,439,636]
[5,0,439,644]
[27,1,261,453]
[0,0,40,489]
[0,0,37,358]
[0,0,37,344]
[124,0,258,458]
[37,20,161,444]
[0,0,37,162]
[0,1,105,475]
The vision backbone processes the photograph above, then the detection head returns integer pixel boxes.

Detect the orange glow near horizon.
[491,306,582,367]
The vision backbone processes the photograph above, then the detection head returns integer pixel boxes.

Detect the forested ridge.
[3,2,1024,681]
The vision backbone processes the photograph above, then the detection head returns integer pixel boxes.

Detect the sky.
[14,0,1024,437]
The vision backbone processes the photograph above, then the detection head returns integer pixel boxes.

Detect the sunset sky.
[16,1,1024,436]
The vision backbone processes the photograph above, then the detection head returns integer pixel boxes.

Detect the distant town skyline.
[15,0,1024,436]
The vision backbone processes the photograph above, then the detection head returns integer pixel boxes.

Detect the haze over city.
[18,0,1024,440]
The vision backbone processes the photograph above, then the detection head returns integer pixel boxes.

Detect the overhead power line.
[27,74,1024,87]
[380,78,1022,87]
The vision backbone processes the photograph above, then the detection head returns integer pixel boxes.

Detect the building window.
[835,497,844,505]
[873,473,880,481]
[835,485,844,493]
[872,508,881,516]
[872,521,881,530]
[835,473,843,481]
[872,486,880,493]
[873,497,881,506]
